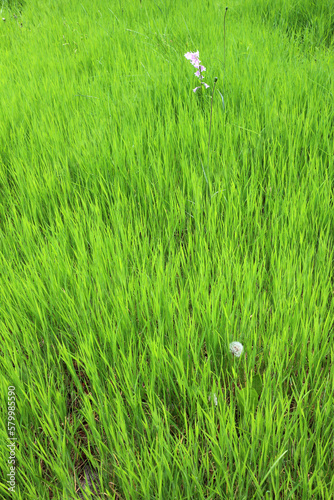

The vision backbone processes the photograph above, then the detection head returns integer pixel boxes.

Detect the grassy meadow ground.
[0,0,334,498]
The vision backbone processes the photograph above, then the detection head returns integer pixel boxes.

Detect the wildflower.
[229,341,244,357]
[184,51,210,92]
[195,66,206,78]
[184,51,200,67]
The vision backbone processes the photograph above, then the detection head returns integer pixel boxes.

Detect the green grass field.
[1,0,333,498]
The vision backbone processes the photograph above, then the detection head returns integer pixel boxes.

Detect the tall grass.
[0,0,333,498]
[243,0,334,48]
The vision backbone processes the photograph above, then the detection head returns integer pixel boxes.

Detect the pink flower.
[194,70,202,78]
[185,51,200,65]
[193,83,210,93]
[185,51,210,93]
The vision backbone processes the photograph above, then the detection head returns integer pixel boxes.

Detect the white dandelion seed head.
[229,341,244,357]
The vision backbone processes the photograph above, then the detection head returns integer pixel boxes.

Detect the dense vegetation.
[1,0,333,498]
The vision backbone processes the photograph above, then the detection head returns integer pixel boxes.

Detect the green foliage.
[252,374,263,397]
[244,0,334,48]
[0,0,333,498]
[237,387,259,418]
[236,373,262,420]
[2,0,25,12]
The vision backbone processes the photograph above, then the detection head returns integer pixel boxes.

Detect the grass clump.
[0,0,333,498]
[243,0,334,49]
